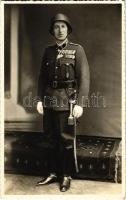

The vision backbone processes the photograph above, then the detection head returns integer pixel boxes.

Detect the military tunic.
[37,41,90,175]
[37,41,90,110]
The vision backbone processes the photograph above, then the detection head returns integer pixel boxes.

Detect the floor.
[4,173,122,196]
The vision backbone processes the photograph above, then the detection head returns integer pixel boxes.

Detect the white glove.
[73,105,83,118]
[37,101,44,115]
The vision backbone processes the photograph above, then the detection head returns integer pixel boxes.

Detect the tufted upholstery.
[5,132,121,183]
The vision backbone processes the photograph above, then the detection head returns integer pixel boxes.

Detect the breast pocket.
[60,58,75,80]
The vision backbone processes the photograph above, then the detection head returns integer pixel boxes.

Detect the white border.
[122,0,126,199]
[0,1,124,4]
[0,1,5,198]
[0,1,125,200]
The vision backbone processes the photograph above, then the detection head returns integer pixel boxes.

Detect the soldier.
[36,13,90,192]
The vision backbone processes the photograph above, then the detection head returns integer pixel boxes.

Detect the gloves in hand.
[37,101,44,115]
[73,105,83,118]
[36,101,83,118]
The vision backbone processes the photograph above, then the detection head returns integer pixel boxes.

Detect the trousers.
[43,108,75,176]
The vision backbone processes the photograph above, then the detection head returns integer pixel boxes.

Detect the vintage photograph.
[1,1,124,198]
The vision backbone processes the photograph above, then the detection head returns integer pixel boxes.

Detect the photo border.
[0,1,125,200]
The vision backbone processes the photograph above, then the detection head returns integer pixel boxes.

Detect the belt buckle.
[53,81,57,88]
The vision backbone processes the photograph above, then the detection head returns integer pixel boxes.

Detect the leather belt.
[48,80,76,89]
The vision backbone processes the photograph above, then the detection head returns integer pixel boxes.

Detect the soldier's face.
[53,21,68,41]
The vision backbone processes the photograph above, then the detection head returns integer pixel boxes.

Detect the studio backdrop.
[4,4,121,137]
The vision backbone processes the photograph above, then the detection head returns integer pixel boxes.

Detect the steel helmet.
[49,13,72,35]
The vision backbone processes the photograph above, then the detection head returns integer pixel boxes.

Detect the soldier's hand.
[73,105,83,118]
[37,101,44,115]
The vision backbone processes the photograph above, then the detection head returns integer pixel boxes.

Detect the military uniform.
[37,40,90,176]
[37,13,90,191]
[38,41,89,109]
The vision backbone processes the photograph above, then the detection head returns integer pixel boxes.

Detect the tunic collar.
[56,39,68,50]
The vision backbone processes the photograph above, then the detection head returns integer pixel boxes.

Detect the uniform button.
[56,66,58,69]
[55,75,58,79]
[66,63,69,66]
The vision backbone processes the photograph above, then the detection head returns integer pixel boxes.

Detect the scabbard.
[73,117,79,173]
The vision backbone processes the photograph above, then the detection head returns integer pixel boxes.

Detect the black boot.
[36,173,57,186]
[60,176,71,192]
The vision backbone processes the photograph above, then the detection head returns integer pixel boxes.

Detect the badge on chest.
[57,49,76,59]
[55,49,76,81]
